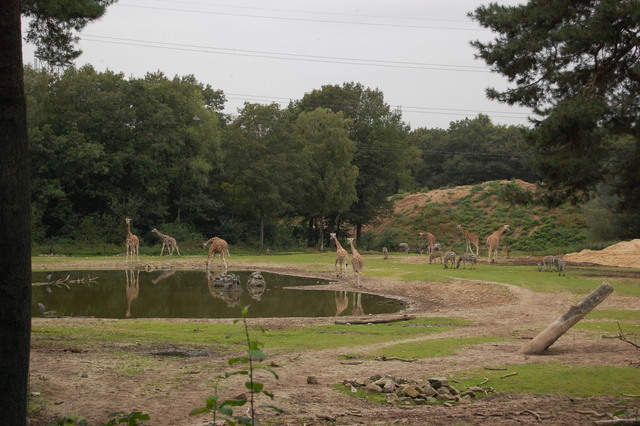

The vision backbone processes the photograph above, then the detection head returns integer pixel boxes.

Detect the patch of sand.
[565,239,640,268]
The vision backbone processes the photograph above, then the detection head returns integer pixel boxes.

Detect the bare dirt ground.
[29,249,640,426]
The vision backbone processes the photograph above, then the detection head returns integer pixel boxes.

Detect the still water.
[31,270,406,319]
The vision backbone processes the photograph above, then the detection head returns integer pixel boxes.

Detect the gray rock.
[365,383,383,394]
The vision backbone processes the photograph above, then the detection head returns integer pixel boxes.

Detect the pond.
[31,270,407,319]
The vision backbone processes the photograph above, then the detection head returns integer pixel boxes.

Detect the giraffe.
[203,237,230,270]
[418,232,436,255]
[457,224,479,255]
[125,217,139,262]
[486,224,509,263]
[330,232,348,277]
[151,228,180,256]
[347,237,364,287]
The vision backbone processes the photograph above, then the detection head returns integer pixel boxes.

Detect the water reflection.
[151,269,176,284]
[335,291,349,316]
[246,271,267,301]
[125,269,139,318]
[31,270,406,319]
[206,271,243,308]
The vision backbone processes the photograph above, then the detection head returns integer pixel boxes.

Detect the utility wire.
[140,0,474,25]
[81,35,490,72]
[116,3,485,31]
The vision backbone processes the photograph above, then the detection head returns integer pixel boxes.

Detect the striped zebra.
[429,250,443,264]
[554,255,566,276]
[538,255,556,272]
[456,253,477,269]
[443,251,456,269]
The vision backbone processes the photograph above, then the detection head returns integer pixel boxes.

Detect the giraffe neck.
[349,241,358,254]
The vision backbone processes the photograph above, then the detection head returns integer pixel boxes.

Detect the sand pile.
[564,239,640,268]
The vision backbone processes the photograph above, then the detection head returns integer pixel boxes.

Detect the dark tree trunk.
[259,211,264,252]
[0,1,33,425]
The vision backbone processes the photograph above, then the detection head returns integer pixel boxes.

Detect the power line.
[141,0,474,25]
[117,2,485,32]
[81,35,490,72]
[223,93,532,120]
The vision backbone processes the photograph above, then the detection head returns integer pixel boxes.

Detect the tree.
[293,83,410,241]
[410,115,538,189]
[223,103,300,250]
[294,108,358,251]
[0,1,115,423]
[25,67,224,241]
[470,0,640,235]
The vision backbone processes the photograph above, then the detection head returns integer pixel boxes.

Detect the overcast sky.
[22,0,533,130]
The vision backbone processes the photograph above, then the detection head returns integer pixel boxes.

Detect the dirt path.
[29,258,637,425]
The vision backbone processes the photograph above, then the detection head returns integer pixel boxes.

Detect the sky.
[22,0,534,130]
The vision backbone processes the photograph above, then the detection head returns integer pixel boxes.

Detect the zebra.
[554,255,566,276]
[429,250,443,264]
[417,242,429,254]
[399,242,410,253]
[456,253,477,269]
[538,255,556,272]
[419,242,443,255]
[443,251,456,269]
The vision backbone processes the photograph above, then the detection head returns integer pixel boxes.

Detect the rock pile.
[342,375,493,405]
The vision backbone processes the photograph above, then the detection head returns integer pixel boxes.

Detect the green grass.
[369,336,505,359]
[31,317,471,355]
[454,363,640,397]
[586,310,640,321]
[575,321,640,334]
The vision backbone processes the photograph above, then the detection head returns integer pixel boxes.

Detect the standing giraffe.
[418,232,436,255]
[457,224,479,255]
[125,217,139,262]
[151,228,180,256]
[329,232,348,277]
[203,237,230,270]
[486,225,509,263]
[347,237,364,286]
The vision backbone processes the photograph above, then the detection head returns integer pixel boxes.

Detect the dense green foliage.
[408,115,540,190]
[26,68,545,252]
[470,0,640,237]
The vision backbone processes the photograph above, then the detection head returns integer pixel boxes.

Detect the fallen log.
[335,314,415,325]
[519,282,613,355]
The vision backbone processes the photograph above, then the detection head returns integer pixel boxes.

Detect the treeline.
[25,65,538,252]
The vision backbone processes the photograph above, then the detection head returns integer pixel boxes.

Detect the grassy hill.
[362,179,589,256]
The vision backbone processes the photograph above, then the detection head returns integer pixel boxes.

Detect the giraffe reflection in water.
[206,270,242,308]
[125,269,139,318]
[334,291,365,316]
[351,293,364,316]
[151,269,176,285]
[335,290,349,316]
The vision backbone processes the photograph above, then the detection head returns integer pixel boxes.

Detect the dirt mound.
[565,239,640,268]
[368,179,536,233]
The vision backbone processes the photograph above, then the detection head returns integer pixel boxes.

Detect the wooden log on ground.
[334,314,415,325]
[518,282,613,355]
